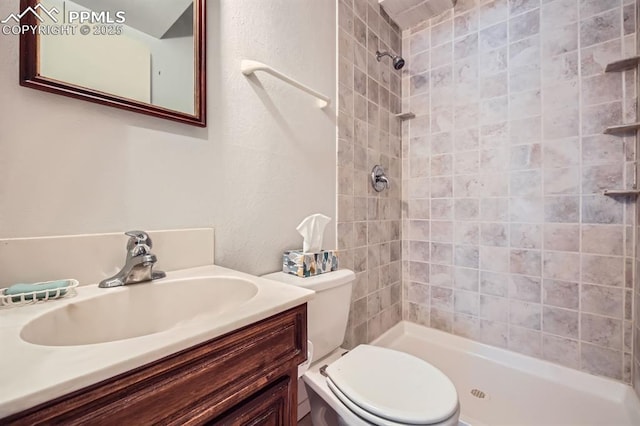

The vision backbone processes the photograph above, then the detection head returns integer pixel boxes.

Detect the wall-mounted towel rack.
[241,60,331,109]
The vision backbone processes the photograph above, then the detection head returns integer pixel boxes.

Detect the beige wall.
[0,0,336,277]
[402,0,637,383]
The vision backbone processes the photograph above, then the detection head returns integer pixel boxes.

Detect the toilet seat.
[325,345,459,425]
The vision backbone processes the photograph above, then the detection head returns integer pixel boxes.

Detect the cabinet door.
[212,376,293,426]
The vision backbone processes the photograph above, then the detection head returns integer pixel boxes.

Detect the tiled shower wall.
[337,0,404,347]
[401,0,638,382]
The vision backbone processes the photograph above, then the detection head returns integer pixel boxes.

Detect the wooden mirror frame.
[19,0,207,127]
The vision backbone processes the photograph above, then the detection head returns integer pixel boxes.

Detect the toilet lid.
[325,345,458,425]
[327,378,411,426]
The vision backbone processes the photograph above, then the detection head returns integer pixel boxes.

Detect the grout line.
[627,0,640,384]
[537,0,546,359]
[575,0,584,374]
[505,0,515,354]
[633,0,640,385]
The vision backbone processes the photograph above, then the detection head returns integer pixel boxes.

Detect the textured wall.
[402,0,638,383]
[0,0,336,277]
[337,0,404,347]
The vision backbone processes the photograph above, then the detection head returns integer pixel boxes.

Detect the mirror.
[18,0,206,126]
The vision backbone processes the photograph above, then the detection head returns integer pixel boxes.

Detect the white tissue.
[296,214,331,253]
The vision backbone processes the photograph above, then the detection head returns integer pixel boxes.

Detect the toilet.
[262,269,460,426]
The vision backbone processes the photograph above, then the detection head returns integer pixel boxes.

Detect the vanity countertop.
[0,265,314,418]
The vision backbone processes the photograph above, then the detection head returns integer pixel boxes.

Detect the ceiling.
[379,0,456,30]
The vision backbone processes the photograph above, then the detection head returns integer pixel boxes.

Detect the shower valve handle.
[371,165,390,192]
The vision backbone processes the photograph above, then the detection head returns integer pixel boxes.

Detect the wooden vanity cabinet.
[2,305,307,426]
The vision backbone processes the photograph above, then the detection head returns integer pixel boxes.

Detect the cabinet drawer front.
[211,377,291,426]
[4,305,307,426]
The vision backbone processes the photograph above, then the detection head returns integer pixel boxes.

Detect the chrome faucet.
[99,231,166,288]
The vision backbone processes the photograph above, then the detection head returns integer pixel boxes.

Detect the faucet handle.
[125,230,153,255]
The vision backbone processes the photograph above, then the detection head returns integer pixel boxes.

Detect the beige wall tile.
[509,300,542,330]
[480,319,509,347]
[543,306,579,339]
[509,326,542,357]
[481,271,509,297]
[480,294,509,322]
[581,343,623,380]
[582,254,625,287]
[511,223,542,249]
[543,251,580,282]
[542,334,579,369]
[543,279,579,310]
[582,284,624,319]
[510,249,543,276]
[509,275,542,303]
[579,8,621,48]
[582,313,623,350]
[544,224,580,252]
[582,224,624,256]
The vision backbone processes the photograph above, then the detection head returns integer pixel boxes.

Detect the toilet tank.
[262,269,355,361]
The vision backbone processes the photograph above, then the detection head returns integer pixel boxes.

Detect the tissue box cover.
[283,250,339,277]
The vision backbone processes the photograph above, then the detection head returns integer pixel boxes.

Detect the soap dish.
[0,279,79,308]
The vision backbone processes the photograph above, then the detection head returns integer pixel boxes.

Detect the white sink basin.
[20,276,259,346]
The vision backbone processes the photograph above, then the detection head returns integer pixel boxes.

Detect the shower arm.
[376,51,394,61]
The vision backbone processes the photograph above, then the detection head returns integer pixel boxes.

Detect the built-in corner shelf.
[396,112,415,121]
[605,56,640,73]
[602,189,640,197]
[602,57,640,135]
[603,123,640,135]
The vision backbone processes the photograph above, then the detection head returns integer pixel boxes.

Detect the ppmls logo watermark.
[2,3,126,36]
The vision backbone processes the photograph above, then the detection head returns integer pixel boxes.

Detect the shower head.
[376,50,405,70]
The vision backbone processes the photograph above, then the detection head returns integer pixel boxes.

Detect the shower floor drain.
[470,388,488,399]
